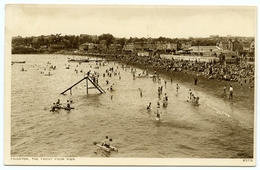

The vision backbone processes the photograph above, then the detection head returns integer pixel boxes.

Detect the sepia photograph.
[4,2,257,166]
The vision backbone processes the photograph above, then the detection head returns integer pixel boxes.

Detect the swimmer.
[110,84,114,91]
[56,99,61,106]
[66,100,71,108]
[51,103,56,111]
[157,101,160,108]
[164,93,168,101]
[69,97,73,103]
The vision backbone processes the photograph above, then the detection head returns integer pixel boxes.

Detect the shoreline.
[93,54,255,114]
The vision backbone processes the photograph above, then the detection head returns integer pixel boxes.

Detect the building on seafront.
[79,37,253,58]
[188,46,221,57]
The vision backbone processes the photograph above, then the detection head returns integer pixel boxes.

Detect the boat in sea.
[93,142,118,153]
[68,59,89,62]
[68,57,89,63]
[11,61,26,64]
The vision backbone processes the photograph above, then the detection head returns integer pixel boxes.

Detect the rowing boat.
[50,105,74,111]
[68,59,89,62]
[11,61,26,64]
[93,142,118,152]
[96,144,118,152]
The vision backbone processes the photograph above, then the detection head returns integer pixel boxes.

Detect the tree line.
[12,33,254,56]
[12,33,221,50]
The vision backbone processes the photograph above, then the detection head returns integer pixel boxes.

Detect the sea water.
[10,54,254,158]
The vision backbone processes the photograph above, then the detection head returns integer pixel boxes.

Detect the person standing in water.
[222,85,227,98]
[56,99,61,106]
[147,102,151,110]
[162,93,167,107]
[155,109,162,121]
[176,84,180,94]
[187,89,192,102]
[157,101,160,108]
[139,88,143,97]
[66,100,71,108]
[164,93,168,102]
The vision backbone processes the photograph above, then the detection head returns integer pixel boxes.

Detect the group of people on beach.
[111,54,254,86]
[103,54,254,102]
[222,85,234,99]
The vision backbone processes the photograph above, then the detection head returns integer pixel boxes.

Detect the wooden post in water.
[86,78,88,94]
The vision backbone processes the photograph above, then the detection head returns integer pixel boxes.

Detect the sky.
[5,4,257,39]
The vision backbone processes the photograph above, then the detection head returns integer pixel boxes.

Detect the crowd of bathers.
[95,53,255,87]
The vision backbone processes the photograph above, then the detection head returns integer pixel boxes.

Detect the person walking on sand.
[194,74,198,85]
[229,85,233,99]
